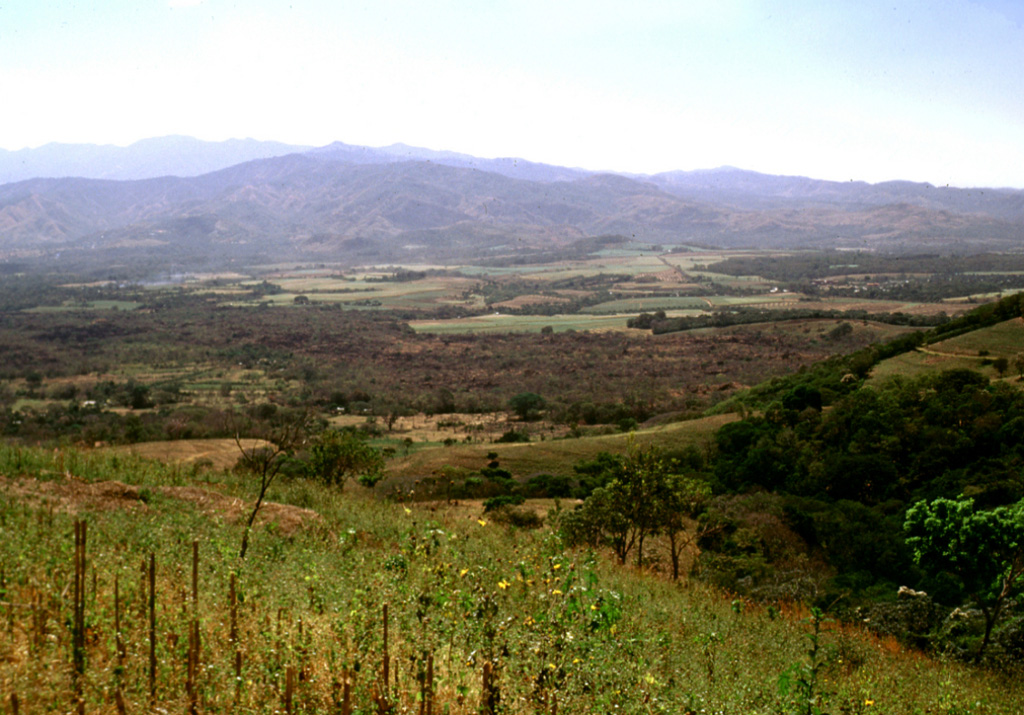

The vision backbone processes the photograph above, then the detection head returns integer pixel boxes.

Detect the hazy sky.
[2,0,1023,187]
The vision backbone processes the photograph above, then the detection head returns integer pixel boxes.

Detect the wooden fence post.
[148,552,156,704]
[72,520,86,715]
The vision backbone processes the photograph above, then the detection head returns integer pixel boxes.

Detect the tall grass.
[0,443,1019,713]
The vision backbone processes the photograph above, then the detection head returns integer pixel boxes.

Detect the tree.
[561,439,709,568]
[904,497,1024,659]
[508,392,546,421]
[305,428,386,488]
[660,474,714,581]
[992,356,1009,378]
[233,408,311,559]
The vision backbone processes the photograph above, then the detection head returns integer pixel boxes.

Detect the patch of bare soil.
[0,474,318,535]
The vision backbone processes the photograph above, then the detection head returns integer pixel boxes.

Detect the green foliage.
[525,473,574,498]
[305,428,386,488]
[706,367,1024,602]
[649,306,948,335]
[904,497,1024,659]
[482,493,525,512]
[494,428,530,443]
[561,439,710,569]
[715,369,1024,508]
[778,608,831,715]
[508,391,546,421]
[571,451,622,498]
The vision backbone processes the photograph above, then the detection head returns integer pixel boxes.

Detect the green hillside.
[0,445,1018,714]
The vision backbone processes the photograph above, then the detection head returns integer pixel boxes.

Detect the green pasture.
[247,278,478,311]
[868,350,985,383]
[685,270,774,286]
[927,318,1024,358]
[25,299,142,312]
[592,246,664,258]
[867,319,1024,383]
[580,296,711,313]
[409,312,635,334]
[706,294,799,307]
[504,255,668,281]
[659,252,747,271]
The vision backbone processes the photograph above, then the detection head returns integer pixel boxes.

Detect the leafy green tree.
[306,428,386,488]
[508,392,546,421]
[562,440,705,567]
[571,451,621,498]
[904,497,1024,659]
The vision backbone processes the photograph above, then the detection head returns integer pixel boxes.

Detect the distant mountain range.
[0,136,1021,275]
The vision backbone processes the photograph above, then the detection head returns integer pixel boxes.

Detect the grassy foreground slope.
[1,445,1020,714]
[384,414,737,485]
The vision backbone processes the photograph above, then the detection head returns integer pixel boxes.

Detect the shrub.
[483,494,525,512]
[495,429,530,443]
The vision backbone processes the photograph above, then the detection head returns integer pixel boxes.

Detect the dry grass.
[113,438,271,470]
[0,473,318,535]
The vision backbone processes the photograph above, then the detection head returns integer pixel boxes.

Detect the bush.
[495,429,530,443]
[525,473,574,498]
[483,494,525,512]
[488,504,544,529]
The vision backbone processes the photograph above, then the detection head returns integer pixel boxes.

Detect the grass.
[25,299,143,312]
[870,318,1024,383]
[579,296,710,313]
[0,442,1020,713]
[385,414,739,483]
[408,313,636,334]
[114,438,269,471]
[927,317,1024,357]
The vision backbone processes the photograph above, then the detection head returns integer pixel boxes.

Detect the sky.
[1,0,1023,188]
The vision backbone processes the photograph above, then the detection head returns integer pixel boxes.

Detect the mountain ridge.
[0,137,1021,273]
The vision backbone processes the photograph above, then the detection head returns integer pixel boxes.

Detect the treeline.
[805,273,1024,302]
[697,292,1024,414]
[708,251,1024,282]
[629,306,950,333]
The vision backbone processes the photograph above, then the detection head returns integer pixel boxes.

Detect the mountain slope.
[0,142,1022,271]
